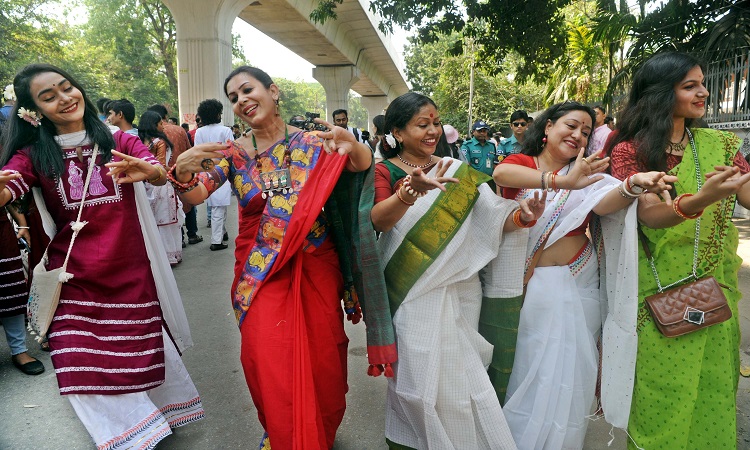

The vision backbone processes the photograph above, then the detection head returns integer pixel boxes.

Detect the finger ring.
[201,158,215,171]
[583,157,591,165]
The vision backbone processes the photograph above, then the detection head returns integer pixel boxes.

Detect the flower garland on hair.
[384,133,397,149]
[17,107,41,127]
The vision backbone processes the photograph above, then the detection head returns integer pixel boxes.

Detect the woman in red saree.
[170,66,378,449]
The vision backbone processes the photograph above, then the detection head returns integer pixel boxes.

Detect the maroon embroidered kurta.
[3,131,167,395]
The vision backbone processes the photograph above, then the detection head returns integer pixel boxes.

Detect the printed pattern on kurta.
[0,209,27,317]
[3,131,167,395]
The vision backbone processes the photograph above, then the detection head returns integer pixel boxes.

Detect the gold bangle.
[148,165,165,184]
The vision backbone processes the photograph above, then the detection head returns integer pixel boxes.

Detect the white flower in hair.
[17,107,41,127]
[385,133,397,148]
[3,84,15,102]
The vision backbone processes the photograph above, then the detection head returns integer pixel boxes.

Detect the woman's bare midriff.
[537,234,589,267]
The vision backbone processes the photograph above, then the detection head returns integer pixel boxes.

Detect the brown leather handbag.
[640,129,732,338]
[643,275,731,338]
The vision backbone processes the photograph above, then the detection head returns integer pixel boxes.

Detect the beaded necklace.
[252,125,293,198]
[397,152,433,169]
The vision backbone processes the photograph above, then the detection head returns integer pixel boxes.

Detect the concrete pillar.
[313,65,360,121]
[160,0,247,126]
[359,95,389,130]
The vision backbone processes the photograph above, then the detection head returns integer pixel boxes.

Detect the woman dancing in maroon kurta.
[0,63,203,450]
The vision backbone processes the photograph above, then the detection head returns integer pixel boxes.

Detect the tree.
[312,0,574,81]
[545,13,607,104]
[0,0,67,84]
[80,0,177,111]
[403,32,545,135]
[592,0,750,107]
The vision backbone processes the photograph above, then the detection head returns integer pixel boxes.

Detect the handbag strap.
[58,144,99,274]
[641,129,704,293]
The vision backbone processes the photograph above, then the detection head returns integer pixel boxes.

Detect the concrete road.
[1,202,748,449]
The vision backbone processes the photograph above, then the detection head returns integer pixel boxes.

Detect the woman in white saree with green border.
[372,93,546,449]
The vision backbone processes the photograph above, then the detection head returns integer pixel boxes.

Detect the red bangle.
[166,165,200,193]
[512,208,537,228]
[395,187,415,206]
[673,193,702,219]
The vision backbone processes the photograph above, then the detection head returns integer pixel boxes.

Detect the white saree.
[503,171,639,450]
[379,158,525,450]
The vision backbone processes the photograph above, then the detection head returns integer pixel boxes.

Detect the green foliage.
[403,32,545,136]
[275,78,327,122]
[0,0,67,84]
[545,14,608,104]
[312,0,574,81]
[593,0,750,107]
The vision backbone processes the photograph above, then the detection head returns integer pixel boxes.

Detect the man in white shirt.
[587,105,613,157]
[332,109,366,143]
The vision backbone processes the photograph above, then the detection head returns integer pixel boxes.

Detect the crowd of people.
[0,50,748,450]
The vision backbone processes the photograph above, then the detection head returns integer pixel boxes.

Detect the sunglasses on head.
[512,122,527,127]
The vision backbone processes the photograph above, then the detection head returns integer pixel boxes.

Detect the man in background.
[461,120,497,176]
[498,110,530,157]
[588,105,613,156]
[332,109,366,143]
[106,99,138,136]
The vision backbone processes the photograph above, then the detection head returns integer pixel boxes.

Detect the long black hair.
[381,92,438,159]
[138,110,173,151]
[604,52,705,172]
[521,101,595,157]
[0,63,114,178]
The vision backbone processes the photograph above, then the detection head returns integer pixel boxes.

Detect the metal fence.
[705,53,750,127]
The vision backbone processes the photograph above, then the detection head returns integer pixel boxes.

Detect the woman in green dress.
[607,52,750,449]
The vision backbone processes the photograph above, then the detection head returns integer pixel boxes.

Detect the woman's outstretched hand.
[559,148,609,190]
[106,150,162,184]
[631,171,678,204]
[0,170,21,192]
[408,158,459,193]
[173,142,232,182]
[518,190,547,223]
[700,166,750,204]
[313,118,361,156]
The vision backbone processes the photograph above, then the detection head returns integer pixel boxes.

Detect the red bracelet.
[166,165,200,193]
[396,187,415,206]
[673,193,702,219]
[512,208,537,228]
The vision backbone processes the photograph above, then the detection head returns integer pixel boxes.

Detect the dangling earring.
[274,97,280,116]
[541,136,547,150]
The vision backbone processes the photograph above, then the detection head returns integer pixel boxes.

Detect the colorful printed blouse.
[197,131,331,324]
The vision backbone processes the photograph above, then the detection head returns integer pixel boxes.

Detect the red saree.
[204,132,351,449]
